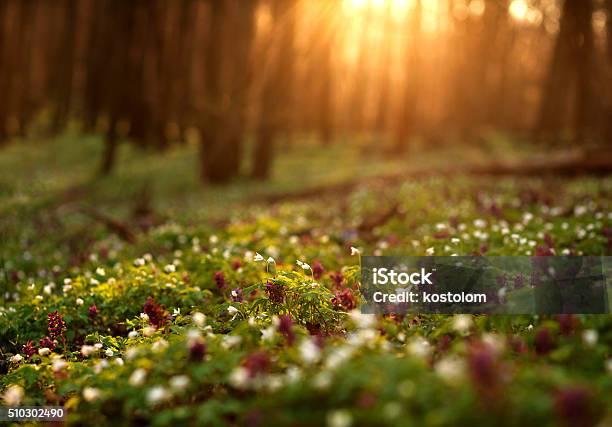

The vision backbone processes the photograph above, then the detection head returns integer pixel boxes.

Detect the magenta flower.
[189,341,206,362]
[143,297,168,328]
[213,271,227,291]
[312,261,325,281]
[265,281,284,304]
[88,305,99,319]
[331,288,356,311]
[534,327,556,355]
[22,340,37,359]
[47,311,66,340]
[39,336,56,351]
[278,315,295,345]
[242,352,270,378]
[554,386,598,427]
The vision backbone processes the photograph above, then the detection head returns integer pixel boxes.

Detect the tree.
[394,0,421,153]
[199,0,257,184]
[536,0,595,143]
[252,0,296,180]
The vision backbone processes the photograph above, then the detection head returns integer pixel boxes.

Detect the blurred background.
[0,0,611,185]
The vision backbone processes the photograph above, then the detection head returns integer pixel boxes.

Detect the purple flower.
[39,336,56,351]
[265,281,284,304]
[534,327,556,355]
[213,271,227,291]
[143,297,168,328]
[47,311,66,340]
[22,340,37,359]
[312,261,325,280]
[332,288,357,311]
[242,352,270,378]
[278,315,295,345]
[230,288,244,303]
[189,341,206,362]
[554,386,597,427]
[88,305,99,319]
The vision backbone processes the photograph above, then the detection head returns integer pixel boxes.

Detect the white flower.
[582,329,598,346]
[325,346,354,370]
[606,359,612,374]
[147,386,169,405]
[105,348,114,357]
[348,310,376,329]
[266,257,275,264]
[52,358,67,372]
[299,338,321,364]
[96,267,106,276]
[261,325,277,342]
[63,285,72,293]
[83,387,101,402]
[169,375,190,391]
[76,298,84,306]
[350,247,360,256]
[3,384,24,406]
[192,312,206,327]
[140,313,150,321]
[327,409,352,427]
[93,343,103,350]
[473,219,486,228]
[426,247,435,256]
[152,339,168,352]
[221,335,242,349]
[64,278,72,285]
[407,337,431,358]
[143,326,156,337]
[164,264,176,273]
[253,252,265,262]
[229,367,249,389]
[227,305,238,315]
[435,357,465,383]
[81,345,96,357]
[115,358,124,366]
[129,368,147,386]
[134,258,146,266]
[10,354,23,363]
[452,314,473,333]
[38,347,51,356]
[128,330,139,339]
[451,238,461,244]
[296,260,311,270]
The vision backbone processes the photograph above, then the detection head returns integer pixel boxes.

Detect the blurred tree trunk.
[252,0,296,180]
[200,0,256,184]
[374,1,393,135]
[348,5,373,133]
[394,0,421,153]
[50,0,78,134]
[536,0,595,143]
[606,0,612,143]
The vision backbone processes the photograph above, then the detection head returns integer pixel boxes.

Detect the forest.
[0,0,611,426]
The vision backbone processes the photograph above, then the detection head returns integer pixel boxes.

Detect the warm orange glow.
[509,0,529,21]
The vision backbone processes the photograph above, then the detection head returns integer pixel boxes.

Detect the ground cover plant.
[1,137,611,427]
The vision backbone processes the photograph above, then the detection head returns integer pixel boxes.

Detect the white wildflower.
[253,252,265,262]
[76,298,84,306]
[327,409,352,427]
[95,267,106,276]
[452,314,473,333]
[38,347,51,356]
[129,368,147,386]
[229,367,249,389]
[299,338,321,364]
[83,387,101,402]
[582,329,598,346]
[147,386,169,405]
[435,357,465,383]
[192,312,206,327]
[10,354,23,363]
[3,384,24,406]
[169,375,190,391]
[350,247,360,256]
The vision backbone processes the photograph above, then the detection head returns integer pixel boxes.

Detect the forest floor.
[0,134,611,426]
